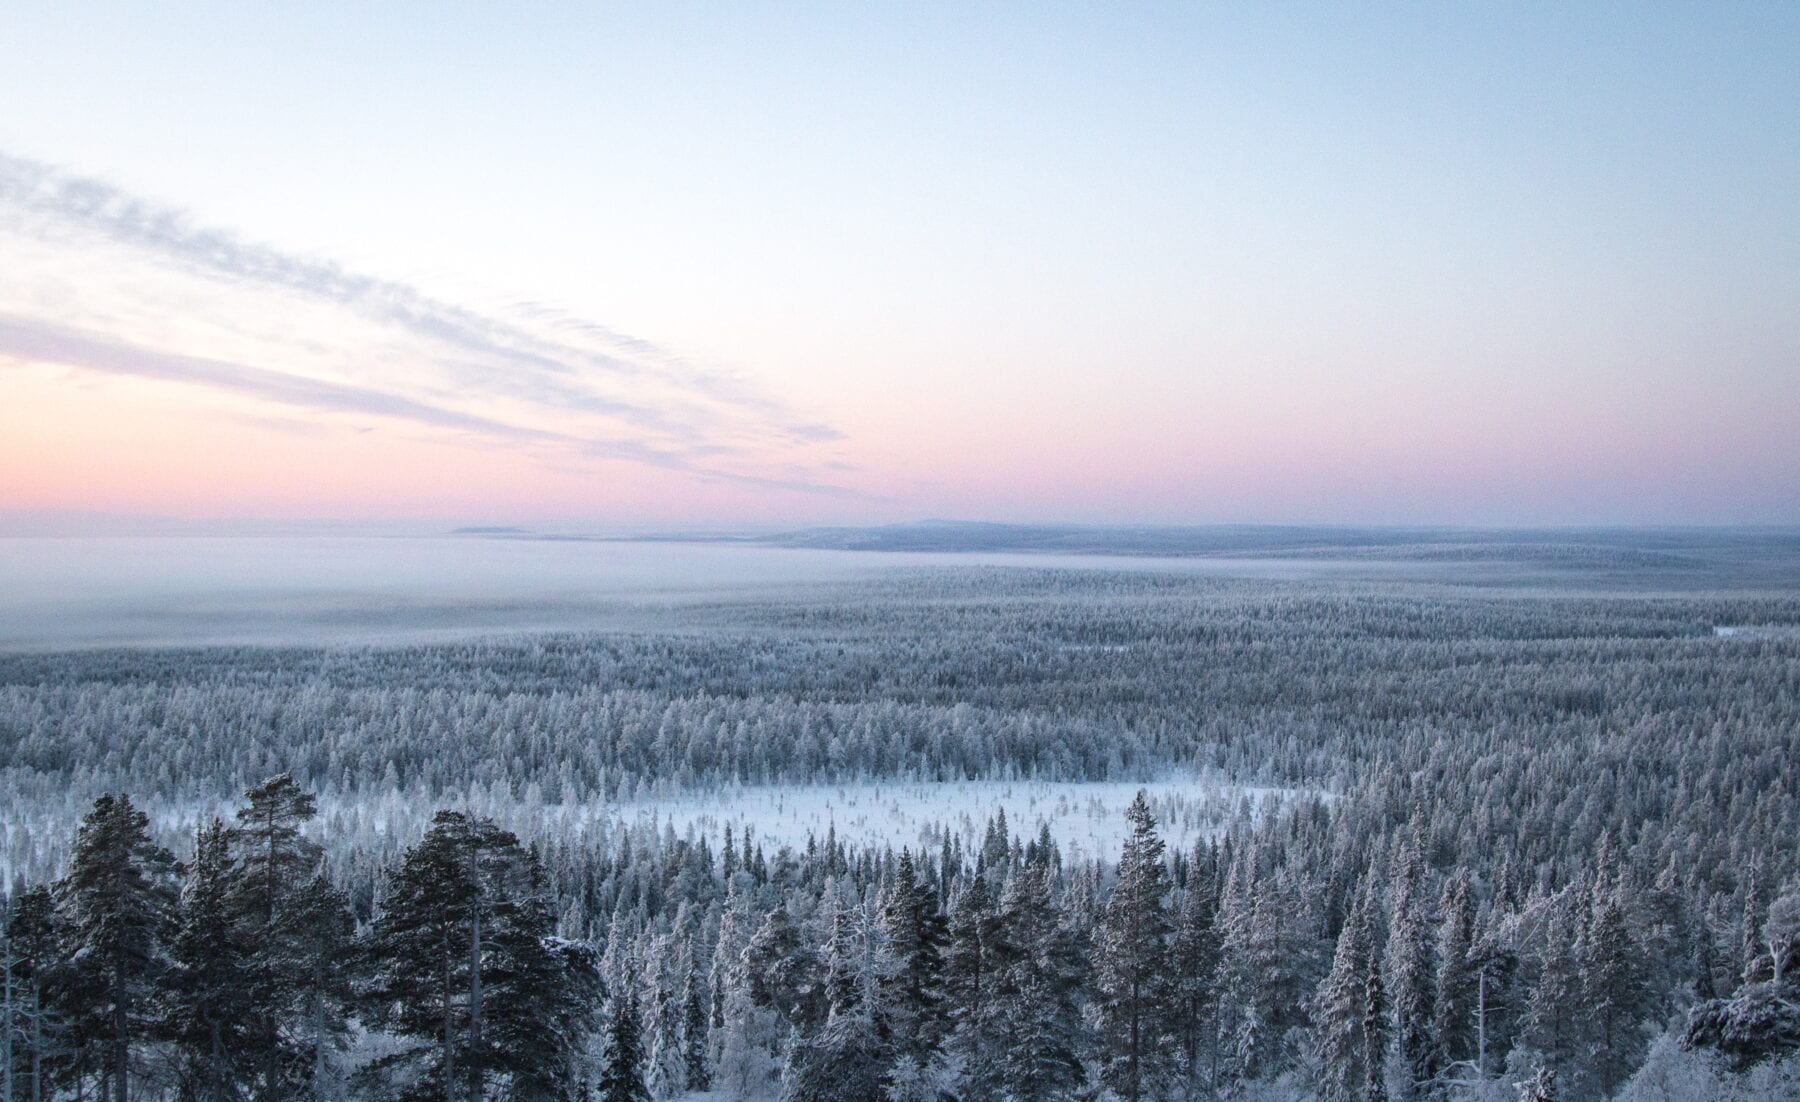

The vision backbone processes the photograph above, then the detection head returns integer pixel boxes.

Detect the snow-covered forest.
[3,561,1799,1100]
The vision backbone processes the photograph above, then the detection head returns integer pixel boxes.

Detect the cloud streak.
[0,312,863,498]
[0,150,856,498]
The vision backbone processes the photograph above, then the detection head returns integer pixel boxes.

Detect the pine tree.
[225,773,350,1097]
[166,819,256,1101]
[483,846,600,1100]
[54,794,178,1102]
[598,992,650,1102]
[1092,791,1175,1102]
[363,811,590,1101]
[3,887,64,1102]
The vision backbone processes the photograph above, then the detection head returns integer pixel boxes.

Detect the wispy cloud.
[0,312,862,498]
[0,150,853,495]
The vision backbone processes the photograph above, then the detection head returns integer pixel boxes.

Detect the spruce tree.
[1361,934,1390,1102]
[482,847,600,1100]
[877,849,947,1067]
[1516,1063,1556,1102]
[777,883,886,1102]
[745,906,820,1032]
[1167,851,1222,1095]
[641,930,689,1101]
[1384,836,1437,1100]
[1522,894,1580,1085]
[943,873,999,1083]
[1579,870,1646,1096]
[287,871,357,1096]
[598,992,650,1102]
[1466,933,1519,1086]
[1432,870,1477,1077]
[680,964,709,1093]
[1315,876,1381,1102]
[1092,791,1174,1102]
[980,863,1085,1102]
[1213,841,1266,1084]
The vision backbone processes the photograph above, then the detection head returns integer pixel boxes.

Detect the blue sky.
[2,2,1797,526]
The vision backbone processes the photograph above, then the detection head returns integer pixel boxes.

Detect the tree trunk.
[1127,972,1141,1102]
[29,983,41,1102]
[442,930,457,1102]
[313,965,329,1100]
[264,811,280,1100]
[1475,969,1487,1083]
[4,949,14,1102]
[112,985,128,1102]
[467,907,483,1102]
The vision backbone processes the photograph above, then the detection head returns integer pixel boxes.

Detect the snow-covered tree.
[1092,790,1175,1102]
[54,794,178,1102]
[1315,873,1385,1102]
[599,992,651,1102]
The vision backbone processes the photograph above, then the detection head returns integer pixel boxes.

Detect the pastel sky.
[2,2,1797,529]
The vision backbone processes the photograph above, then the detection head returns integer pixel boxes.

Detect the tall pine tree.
[225,773,351,1098]
[166,819,256,1101]
[55,794,178,1102]
[1092,791,1175,1102]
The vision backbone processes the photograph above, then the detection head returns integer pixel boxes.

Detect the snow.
[1713,624,1800,639]
[559,777,1315,862]
[0,776,1317,885]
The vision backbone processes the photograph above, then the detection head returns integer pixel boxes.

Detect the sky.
[1,2,1797,530]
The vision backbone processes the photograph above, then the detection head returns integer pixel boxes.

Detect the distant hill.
[443,519,1800,578]
[738,519,1798,565]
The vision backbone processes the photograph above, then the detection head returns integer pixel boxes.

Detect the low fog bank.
[3,529,1797,648]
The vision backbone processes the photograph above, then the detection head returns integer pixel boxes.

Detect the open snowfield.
[0,777,1315,884]
[579,776,1312,862]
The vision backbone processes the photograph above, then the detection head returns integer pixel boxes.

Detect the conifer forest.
[2,539,1798,1101]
